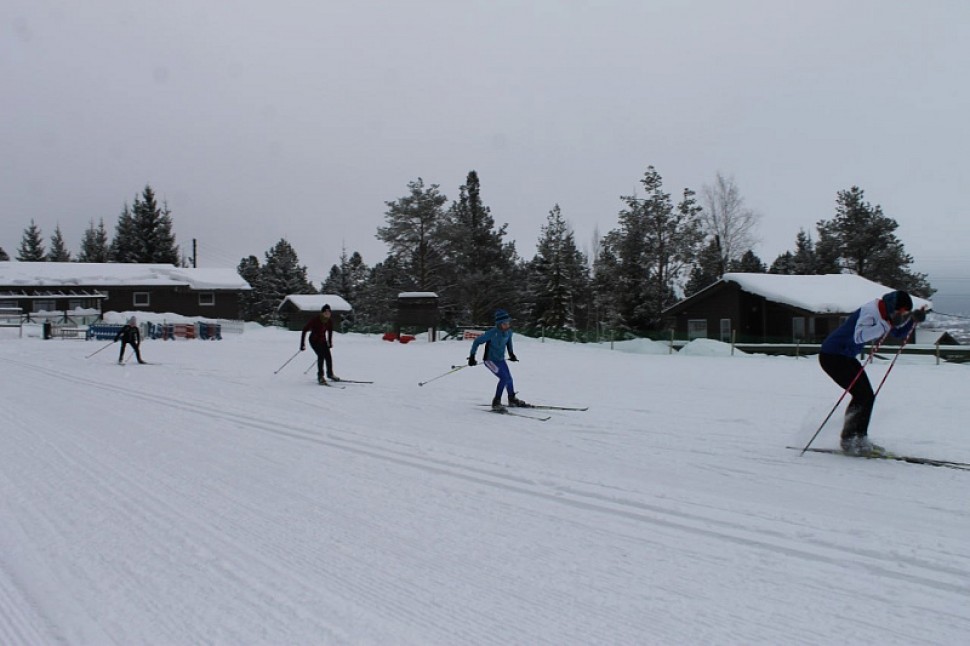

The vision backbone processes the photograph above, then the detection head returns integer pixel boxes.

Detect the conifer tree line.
[3,171,933,337]
[6,186,181,265]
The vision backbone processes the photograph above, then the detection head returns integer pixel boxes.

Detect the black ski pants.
[818,352,874,439]
[119,339,143,363]
[310,338,333,379]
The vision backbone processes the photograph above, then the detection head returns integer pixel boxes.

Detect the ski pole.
[800,330,891,455]
[85,341,114,359]
[273,350,302,375]
[303,359,316,375]
[418,363,470,387]
[872,324,917,398]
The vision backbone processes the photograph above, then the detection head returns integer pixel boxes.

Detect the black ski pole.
[800,330,890,455]
[85,341,114,359]
[418,363,470,387]
[273,350,302,375]
[303,359,316,375]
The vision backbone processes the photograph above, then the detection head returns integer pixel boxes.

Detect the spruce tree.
[529,204,589,331]
[17,220,46,261]
[728,250,767,273]
[438,170,518,326]
[109,204,139,262]
[685,238,724,295]
[47,225,72,262]
[131,186,180,264]
[321,248,370,325]
[78,219,111,262]
[257,239,316,325]
[0,247,9,261]
[351,256,408,329]
[236,255,262,322]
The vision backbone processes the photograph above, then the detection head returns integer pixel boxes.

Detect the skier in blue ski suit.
[818,290,925,455]
[468,309,527,409]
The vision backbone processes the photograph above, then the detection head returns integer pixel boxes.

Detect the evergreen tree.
[257,239,316,325]
[816,186,933,296]
[109,204,139,262]
[727,250,767,273]
[376,178,448,292]
[78,219,111,263]
[528,204,589,330]
[353,256,409,329]
[321,248,370,324]
[47,225,72,262]
[0,246,9,261]
[236,255,262,322]
[438,171,518,325]
[595,167,704,331]
[770,229,821,274]
[17,220,46,261]
[685,238,724,295]
[131,186,180,264]
[768,251,796,274]
[791,229,818,274]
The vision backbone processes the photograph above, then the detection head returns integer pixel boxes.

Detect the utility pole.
[192,238,197,268]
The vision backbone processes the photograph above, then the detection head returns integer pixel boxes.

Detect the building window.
[33,299,56,312]
[792,317,806,341]
[133,292,150,307]
[688,319,708,340]
[198,292,215,306]
[719,319,732,343]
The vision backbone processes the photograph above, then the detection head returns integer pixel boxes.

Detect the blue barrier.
[87,324,124,341]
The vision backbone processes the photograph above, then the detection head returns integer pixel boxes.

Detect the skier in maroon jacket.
[300,304,338,384]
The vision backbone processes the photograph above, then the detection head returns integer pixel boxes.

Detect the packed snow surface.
[1,325,968,644]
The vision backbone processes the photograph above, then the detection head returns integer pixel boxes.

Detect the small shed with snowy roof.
[396,292,439,339]
[663,273,932,344]
[277,294,352,331]
[0,261,252,321]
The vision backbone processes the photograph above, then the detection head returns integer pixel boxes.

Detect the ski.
[477,403,588,411]
[788,447,970,471]
[332,379,373,384]
[316,381,346,389]
[485,407,551,421]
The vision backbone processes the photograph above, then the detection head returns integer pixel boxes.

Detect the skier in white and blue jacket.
[468,309,528,410]
[819,290,926,455]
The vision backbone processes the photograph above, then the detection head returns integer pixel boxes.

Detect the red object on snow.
[382,332,398,342]
[399,335,415,344]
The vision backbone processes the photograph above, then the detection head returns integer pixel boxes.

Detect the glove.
[467,356,477,367]
[912,307,927,323]
[508,353,518,362]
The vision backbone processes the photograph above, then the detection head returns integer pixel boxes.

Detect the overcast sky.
[3,1,969,306]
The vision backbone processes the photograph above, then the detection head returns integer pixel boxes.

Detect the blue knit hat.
[494,309,511,325]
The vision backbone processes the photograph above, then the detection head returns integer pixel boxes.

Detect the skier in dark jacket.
[818,290,925,455]
[114,316,146,364]
[468,308,527,410]
[300,304,337,384]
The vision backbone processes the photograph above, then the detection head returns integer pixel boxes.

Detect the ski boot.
[841,435,887,457]
[491,396,505,411]
[508,396,531,408]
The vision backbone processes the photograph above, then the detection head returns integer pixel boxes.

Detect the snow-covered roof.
[398,292,438,298]
[279,294,352,312]
[721,273,932,313]
[0,261,251,290]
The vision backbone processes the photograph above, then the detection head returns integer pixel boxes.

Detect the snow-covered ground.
[1,323,969,644]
